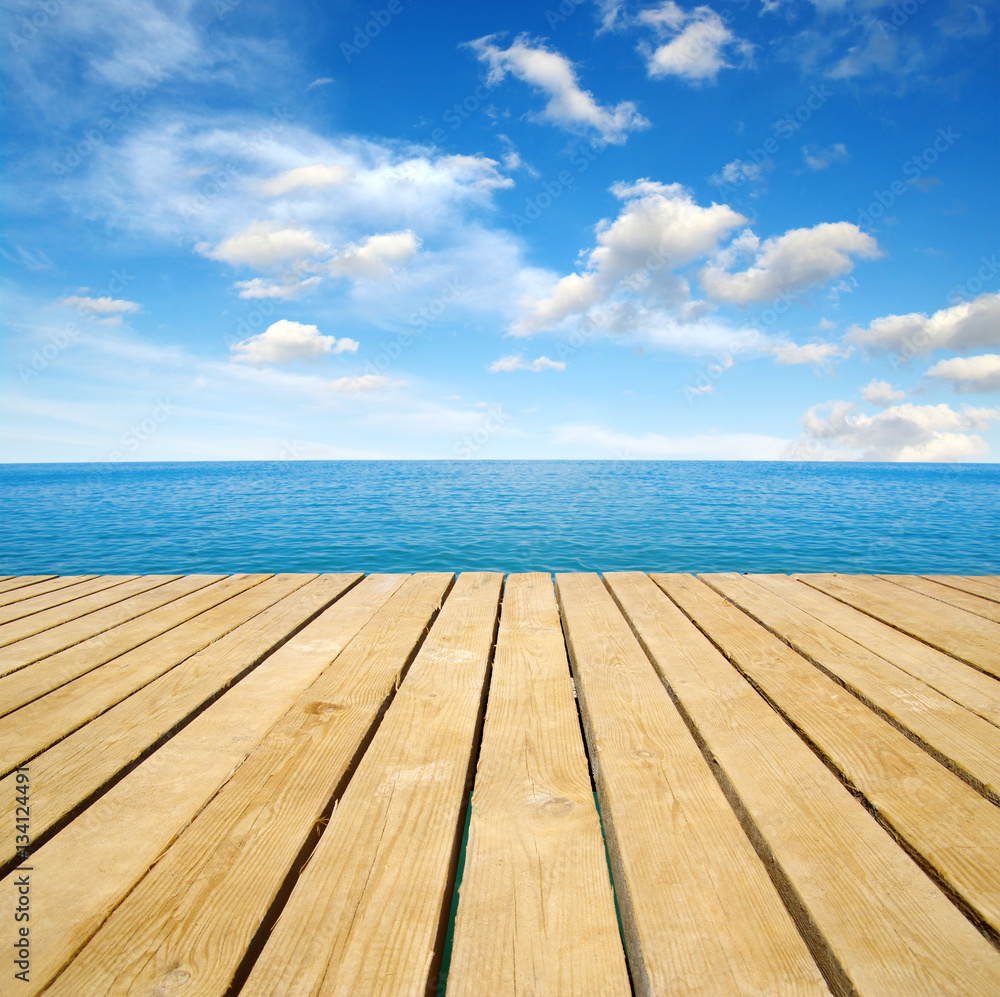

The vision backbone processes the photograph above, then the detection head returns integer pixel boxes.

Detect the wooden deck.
[1,571,999,996]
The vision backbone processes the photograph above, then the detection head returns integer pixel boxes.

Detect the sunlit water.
[1,461,997,575]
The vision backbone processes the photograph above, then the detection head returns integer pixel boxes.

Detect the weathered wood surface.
[0,572,996,997]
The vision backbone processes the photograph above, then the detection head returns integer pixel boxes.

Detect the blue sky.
[2,0,998,461]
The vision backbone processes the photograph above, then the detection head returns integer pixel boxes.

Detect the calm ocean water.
[1,461,997,575]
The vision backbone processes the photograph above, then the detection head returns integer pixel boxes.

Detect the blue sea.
[1,461,997,576]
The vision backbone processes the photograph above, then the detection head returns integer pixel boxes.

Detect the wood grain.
[559,572,829,997]
[1,573,409,997]
[447,573,630,997]
[41,573,452,997]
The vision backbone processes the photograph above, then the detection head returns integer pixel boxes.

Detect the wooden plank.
[800,573,1000,678]
[0,575,159,645]
[924,575,1000,603]
[631,571,1000,995]
[0,573,265,721]
[704,573,1000,803]
[0,575,207,675]
[878,575,1000,624]
[0,574,134,626]
[674,573,1000,937]
[0,575,58,599]
[0,574,338,804]
[557,573,830,997]
[746,574,1000,729]
[241,572,502,997]
[0,575,94,607]
[0,573,410,997]
[447,573,631,997]
[41,573,452,997]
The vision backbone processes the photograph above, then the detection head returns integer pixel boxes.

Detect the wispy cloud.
[468,34,649,143]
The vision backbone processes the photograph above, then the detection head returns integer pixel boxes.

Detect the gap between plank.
[0,574,366,883]
[219,574,456,997]
[603,576,859,997]
[647,579,1000,953]
[697,576,1000,808]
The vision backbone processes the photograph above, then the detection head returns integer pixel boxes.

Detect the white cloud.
[924,354,1000,394]
[847,292,1000,355]
[255,164,353,197]
[233,276,322,300]
[788,400,998,461]
[230,320,357,365]
[765,340,852,367]
[58,295,141,318]
[306,78,334,90]
[198,222,327,269]
[637,3,753,84]
[469,34,649,143]
[803,143,849,170]
[709,158,768,189]
[325,230,421,281]
[512,179,745,339]
[553,423,789,458]
[861,379,906,406]
[701,222,880,304]
[325,374,401,392]
[489,354,566,372]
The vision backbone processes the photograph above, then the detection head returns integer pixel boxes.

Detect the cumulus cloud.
[847,292,1000,355]
[489,353,566,372]
[860,378,906,406]
[636,2,753,84]
[512,179,745,339]
[325,230,421,281]
[325,374,401,392]
[469,34,649,143]
[198,222,327,268]
[700,222,880,304]
[803,143,849,170]
[553,423,788,458]
[255,164,353,197]
[924,354,1000,394]
[58,295,141,324]
[230,320,358,365]
[764,340,851,368]
[788,400,998,461]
